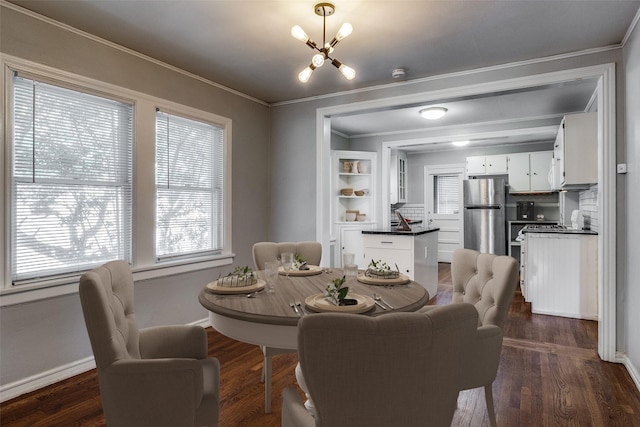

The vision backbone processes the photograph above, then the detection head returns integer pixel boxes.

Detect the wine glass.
[281,252,293,277]
[264,261,279,293]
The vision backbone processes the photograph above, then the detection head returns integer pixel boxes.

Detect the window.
[155,110,224,260]
[433,174,460,214]
[11,75,133,283]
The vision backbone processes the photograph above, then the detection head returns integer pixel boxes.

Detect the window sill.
[0,254,234,307]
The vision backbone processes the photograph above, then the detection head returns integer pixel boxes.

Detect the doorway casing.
[315,63,617,362]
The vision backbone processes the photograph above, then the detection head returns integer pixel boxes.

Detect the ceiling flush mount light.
[292,2,355,83]
[452,140,470,147]
[419,107,448,120]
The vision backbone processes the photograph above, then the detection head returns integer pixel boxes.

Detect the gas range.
[524,224,567,231]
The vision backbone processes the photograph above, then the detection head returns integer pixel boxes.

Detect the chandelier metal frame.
[291,2,355,83]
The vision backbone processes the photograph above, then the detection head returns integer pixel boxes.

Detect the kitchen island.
[521,225,598,320]
[362,227,439,298]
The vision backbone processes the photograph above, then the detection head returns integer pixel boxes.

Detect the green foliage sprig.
[325,275,349,303]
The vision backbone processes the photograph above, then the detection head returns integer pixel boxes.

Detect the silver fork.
[290,302,301,316]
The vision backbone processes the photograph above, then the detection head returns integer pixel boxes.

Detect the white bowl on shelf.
[345,212,356,221]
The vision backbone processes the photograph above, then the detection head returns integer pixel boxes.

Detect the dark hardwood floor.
[2,264,639,426]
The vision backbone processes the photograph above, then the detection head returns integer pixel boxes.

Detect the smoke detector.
[392,68,406,79]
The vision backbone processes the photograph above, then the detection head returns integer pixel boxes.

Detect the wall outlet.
[617,163,627,174]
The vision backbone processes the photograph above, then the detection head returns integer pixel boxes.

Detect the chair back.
[79,260,141,369]
[451,248,519,328]
[297,304,479,427]
[252,241,321,270]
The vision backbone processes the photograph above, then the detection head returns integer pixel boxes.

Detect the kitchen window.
[433,174,460,214]
[10,74,133,284]
[155,110,224,260]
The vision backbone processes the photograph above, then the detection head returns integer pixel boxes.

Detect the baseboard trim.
[618,352,640,393]
[0,356,96,403]
[0,318,211,403]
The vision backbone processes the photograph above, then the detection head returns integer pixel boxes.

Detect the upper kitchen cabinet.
[553,112,598,189]
[508,151,553,193]
[390,150,407,204]
[466,154,508,176]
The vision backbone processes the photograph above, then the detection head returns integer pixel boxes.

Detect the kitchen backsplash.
[392,205,425,223]
[579,185,599,232]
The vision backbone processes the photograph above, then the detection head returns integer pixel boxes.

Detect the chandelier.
[291,2,355,83]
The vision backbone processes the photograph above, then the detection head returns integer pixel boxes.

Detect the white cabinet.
[331,150,377,268]
[362,231,439,298]
[554,112,598,188]
[466,154,508,176]
[507,151,553,193]
[390,151,407,204]
[339,226,371,269]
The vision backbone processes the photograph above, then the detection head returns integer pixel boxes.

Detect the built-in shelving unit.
[331,150,377,267]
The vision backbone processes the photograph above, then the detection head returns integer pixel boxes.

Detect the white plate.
[304,293,375,314]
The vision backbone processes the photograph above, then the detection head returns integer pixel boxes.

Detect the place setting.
[304,258,375,314]
[279,252,323,276]
[356,259,411,286]
[205,266,266,295]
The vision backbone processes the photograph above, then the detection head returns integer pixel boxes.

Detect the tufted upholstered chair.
[251,241,322,413]
[421,248,518,427]
[252,241,322,270]
[282,304,481,427]
[79,260,220,427]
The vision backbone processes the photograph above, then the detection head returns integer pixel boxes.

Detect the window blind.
[434,175,460,214]
[155,110,224,259]
[11,75,133,282]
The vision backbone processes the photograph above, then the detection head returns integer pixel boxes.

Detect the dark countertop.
[362,226,440,236]
[523,228,598,236]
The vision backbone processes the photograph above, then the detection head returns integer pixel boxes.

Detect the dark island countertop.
[362,226,440,236]
[523,228,598,236]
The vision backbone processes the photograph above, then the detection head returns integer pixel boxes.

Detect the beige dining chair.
[251,241,322,413]
[421,248,519,427]
[282,304,483,427]
[79,260,220,427]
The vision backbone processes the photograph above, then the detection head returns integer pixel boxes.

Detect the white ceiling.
[8,0,639,147]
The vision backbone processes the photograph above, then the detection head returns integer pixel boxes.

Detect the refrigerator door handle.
[465,205,502,209]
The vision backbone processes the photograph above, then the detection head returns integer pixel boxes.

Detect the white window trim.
[0,54,233,306]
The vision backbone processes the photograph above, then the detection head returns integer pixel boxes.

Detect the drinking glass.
[344,263,358,284]
[342,252,355,268]
[281,252,294,277]
[264,261,279,293]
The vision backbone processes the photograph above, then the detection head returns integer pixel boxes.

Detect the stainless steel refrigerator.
[463,178,506,255]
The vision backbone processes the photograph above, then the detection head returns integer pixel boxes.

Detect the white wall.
[0,5,271,397]
[622,21,640,386]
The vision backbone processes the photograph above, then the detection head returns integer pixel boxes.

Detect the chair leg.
[484,384,497,427]
[260,346,266,383]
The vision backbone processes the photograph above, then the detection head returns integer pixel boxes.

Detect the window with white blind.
[10,74,133,283]
[155,110,225,260]
[434,174,460,214]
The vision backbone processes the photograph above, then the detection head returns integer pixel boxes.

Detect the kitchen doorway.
[316,63,616,361]
[425,165,465,262]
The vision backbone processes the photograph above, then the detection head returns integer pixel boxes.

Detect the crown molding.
[0,0,268,107]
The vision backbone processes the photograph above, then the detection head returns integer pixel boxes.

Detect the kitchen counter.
[362,228,439,297]
[522,227,598,235]
[362,226,440,236]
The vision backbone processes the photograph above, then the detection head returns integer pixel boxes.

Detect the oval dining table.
[198,268,431,413]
